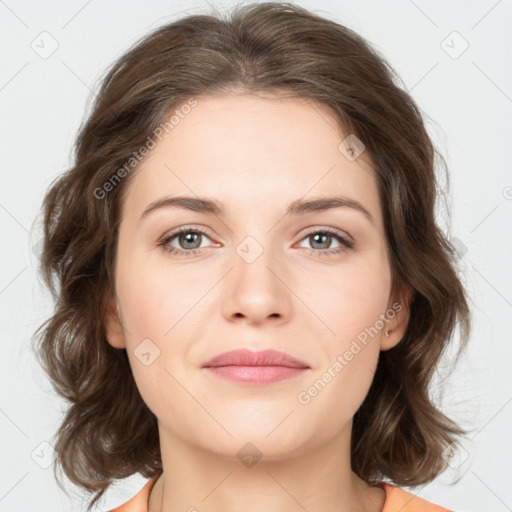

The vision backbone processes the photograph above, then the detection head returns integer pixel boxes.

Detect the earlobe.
[380,285,413,351]
[104,294,126,349]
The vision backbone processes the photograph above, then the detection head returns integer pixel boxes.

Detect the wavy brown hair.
[32,2,471,510]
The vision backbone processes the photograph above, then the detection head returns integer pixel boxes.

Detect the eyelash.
[158,225,354,258]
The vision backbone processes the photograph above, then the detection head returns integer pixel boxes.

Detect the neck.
[149,423,385,512]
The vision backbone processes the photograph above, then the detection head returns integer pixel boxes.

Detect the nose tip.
[222,252,292,327]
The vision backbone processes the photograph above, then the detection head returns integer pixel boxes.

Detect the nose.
[221,246,292,326]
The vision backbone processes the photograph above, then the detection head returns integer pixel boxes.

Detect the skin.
[104,92,411,512]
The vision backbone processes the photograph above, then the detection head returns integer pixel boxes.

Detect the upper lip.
[201,349,310,369]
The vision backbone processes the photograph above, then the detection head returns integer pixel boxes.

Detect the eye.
[296,227,354,257]
[159,226,216,257]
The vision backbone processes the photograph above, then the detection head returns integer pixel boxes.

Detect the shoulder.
[108,475,160,512]
[108,477,453,512]
[378,482,453,512]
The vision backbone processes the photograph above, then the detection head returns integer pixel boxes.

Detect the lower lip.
[203,365,309,384]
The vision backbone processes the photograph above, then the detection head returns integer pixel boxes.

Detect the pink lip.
[201,349,310,385]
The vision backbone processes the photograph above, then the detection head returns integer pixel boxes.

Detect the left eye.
[296,229,354,255]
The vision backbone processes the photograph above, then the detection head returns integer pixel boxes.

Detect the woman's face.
[105,93,409,460]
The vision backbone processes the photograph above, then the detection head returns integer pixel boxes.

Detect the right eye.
[159,226,217,257]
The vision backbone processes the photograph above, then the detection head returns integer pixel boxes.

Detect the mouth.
[201,348,310,385]
[203,365,310,384]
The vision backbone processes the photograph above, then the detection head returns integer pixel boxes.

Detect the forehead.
[120,93,382,229]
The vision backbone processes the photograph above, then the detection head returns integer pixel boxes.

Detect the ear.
[104,293,126,349]
[380,281,414,351]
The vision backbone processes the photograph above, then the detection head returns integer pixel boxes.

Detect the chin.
[198,425,312,462]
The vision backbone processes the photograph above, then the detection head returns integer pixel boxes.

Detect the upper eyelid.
[301,225,352,240]
[160,225,215,244]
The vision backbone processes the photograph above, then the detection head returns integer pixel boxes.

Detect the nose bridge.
[222,231,290,323]
[235,234,282,294]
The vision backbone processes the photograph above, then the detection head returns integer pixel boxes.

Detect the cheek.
[117,247,200,341]
[114,255,183,411]
[115,246,220,413]
[301,254,390,397]
[296,274,387,439]
[301,251,391,340]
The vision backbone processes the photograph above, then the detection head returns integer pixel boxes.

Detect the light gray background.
[1,0,511,511]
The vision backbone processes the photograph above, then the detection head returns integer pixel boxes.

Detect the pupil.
[313,233,330,249]
[181,232,200,249]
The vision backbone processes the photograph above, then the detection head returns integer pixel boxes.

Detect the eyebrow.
[139,195,374,225]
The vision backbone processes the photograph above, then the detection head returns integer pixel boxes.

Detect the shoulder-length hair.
[32,2,471,510]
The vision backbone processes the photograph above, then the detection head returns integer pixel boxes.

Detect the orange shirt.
[109,475,453,512]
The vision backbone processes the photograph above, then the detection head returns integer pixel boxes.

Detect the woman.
[33,3,471,511]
